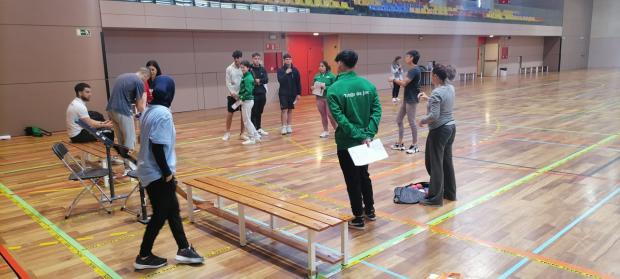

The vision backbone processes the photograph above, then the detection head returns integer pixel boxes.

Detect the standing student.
[417,64,457,207]
[145,60,162,104]
[328,50,382,230]
[106,68,148,155]
[134,75,203,270]
[222,50,245,141]
[277,54,301,135]
[249,53,269,136]
[390,56,403,103]
[66,83,114,143]
[311,61,337,138]
[389,50,422,154]
[239,60,260,145]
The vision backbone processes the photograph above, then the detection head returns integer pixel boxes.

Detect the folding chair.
[52,142,113,219]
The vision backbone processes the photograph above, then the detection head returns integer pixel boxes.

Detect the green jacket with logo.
[327,71,382,150]
[239,71,255,101]
[313,71,336,97]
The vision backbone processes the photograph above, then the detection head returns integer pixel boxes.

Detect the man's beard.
[80,96,90,102]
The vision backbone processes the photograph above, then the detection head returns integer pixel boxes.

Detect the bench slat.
[206,176,352,221]
[197,177,343,226]
[185,179,331,231]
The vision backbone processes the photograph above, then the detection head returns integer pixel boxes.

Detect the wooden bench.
[183,176,352,278]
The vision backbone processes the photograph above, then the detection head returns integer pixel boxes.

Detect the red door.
[286,35,324,96]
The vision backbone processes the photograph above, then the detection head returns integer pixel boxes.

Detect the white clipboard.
[347,138,388,166]
[312,81,325,96]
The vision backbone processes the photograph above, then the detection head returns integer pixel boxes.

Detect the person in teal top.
[327,50,382,230]
[238,60,260,145]
[311,61,337,138]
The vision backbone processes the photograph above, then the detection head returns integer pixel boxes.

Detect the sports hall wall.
[588,0,620,68]
[1,0,576,136]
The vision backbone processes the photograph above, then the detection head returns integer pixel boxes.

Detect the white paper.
[312,81,325,96]
[347,138,388,166]
[231,100,242,110]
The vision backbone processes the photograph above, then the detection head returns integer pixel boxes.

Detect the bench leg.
[341,222,349,266]
[217,196,223,209]
[307,230,316,278]
[270,215,276,230]
[238,204,247,246]
[187,183,194,223]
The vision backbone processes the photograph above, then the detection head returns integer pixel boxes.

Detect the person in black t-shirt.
[389,50,423,154]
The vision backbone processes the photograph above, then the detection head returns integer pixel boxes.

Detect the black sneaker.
[390,143,406,151]
[134,254,167,270]
[405,144,420,154]
[175,245,204,264]
[365,209,376,221]
[348,217,365,230]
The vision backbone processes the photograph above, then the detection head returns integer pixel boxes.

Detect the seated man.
[66,83,114,143]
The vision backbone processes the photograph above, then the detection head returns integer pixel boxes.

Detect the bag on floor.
[393,182,429,204]
[24,126,52,137]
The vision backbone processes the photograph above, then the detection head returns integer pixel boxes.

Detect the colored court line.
[428,132,619,226]
[430,227,614,279]
[0,162,61,175]
[318,132,619,278]
[499,187,620,279]
[0,244,30,279]
[0,183,121,279]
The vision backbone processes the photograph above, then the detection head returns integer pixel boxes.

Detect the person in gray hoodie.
[417,64,457,207]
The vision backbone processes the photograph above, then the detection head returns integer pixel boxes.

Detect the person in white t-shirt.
[66,83,113,143]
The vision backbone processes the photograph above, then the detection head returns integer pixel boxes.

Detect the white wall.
[499,36,545,75]
[561,0,592,70]
[588,0,620,68]
[104,30,286,113]
[340,34,478,89]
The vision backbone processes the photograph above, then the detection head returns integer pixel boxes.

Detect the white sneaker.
[319,131,329,138]
[242,139,256,145]
[222,132,230,141]
[286,125,292,134]
[392,98,398,103]
[239,133,249,141]
[281,126,287,135]
[405,144,420,154]
[258,129,269,136]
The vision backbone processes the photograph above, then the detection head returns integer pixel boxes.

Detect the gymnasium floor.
[0,70,619,278]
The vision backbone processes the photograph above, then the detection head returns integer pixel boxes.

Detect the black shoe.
[134,254,167,270]
[176,245,204,264]
[348,217,365,230]
[420,199,442,207]
[365,209,376,221]
[444,196,457,201]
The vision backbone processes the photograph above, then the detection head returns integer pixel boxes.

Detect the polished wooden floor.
[1,69,619,279]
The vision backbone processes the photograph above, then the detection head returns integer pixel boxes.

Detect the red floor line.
[0,244,30,279]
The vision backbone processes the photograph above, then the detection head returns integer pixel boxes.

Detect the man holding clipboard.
[327,50,382,230]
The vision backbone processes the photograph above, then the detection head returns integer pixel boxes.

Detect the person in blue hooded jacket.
[134,76,204,270]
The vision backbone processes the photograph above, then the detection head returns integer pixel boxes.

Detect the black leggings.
[251,94,267,130]
[139,177,189,256]
[392,82,400,98]
[70,129,114,143]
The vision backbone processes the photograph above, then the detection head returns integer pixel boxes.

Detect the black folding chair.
[52,142,113,219]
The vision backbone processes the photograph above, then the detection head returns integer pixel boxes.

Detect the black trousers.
[337,150,374,217]
[139,177,189,257]
[392,82,400,98]
[251,94,267,130]
[70,129,114,143]
[424,124,456,205]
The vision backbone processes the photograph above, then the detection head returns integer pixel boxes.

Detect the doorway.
[286,35,324,96]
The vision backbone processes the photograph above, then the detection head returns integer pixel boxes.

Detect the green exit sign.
[76,28,92,37]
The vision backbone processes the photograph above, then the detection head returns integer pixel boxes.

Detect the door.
[483,42,499,77]
[287,35,324,96]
